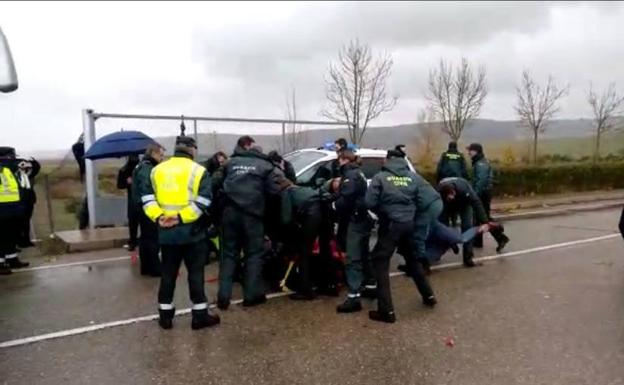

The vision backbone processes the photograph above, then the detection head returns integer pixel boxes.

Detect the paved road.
[0,208,623,384]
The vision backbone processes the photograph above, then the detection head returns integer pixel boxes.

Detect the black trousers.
[158,241,207,306]
[316,202,337,289]
[292,203,323,294]
[0,213,20,259]
[218,205,266,302]
[19,202,34,244]
[373,220,434,314]
[474,191,507,247]
[139,213,160,275]
[128,204,139,247]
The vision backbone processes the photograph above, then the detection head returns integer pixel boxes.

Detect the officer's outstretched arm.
[178,172,212,224]
[142,169,164,222]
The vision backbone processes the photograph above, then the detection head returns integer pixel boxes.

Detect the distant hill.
[29,117,622,160]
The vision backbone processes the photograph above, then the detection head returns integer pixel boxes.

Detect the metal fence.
[82,109,349,229]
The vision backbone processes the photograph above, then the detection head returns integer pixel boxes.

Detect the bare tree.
[322,39,397,145]
[413,108,442,169]
[514,70,568,164]
[587,82,624,163]
[284,87,307,152]
[426,58,487,142]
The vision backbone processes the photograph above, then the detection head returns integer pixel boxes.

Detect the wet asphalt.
[0,208,623,385]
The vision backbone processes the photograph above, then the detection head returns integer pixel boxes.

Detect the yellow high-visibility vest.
[0,167,20,204]
[142,157,208,224]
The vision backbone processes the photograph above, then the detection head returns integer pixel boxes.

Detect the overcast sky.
[1,1,624,152]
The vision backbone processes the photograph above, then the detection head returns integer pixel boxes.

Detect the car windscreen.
[359,157,385,179]
[284,151,328,174]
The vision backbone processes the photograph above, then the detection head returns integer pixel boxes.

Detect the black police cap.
[466,143,483,153]
[0,146,16,157]
[175,136,197,149]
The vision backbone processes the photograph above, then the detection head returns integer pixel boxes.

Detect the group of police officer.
[127,132,510,329]
[0,146,39,275]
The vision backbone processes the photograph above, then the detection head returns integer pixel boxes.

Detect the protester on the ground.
[141,135,219,330]
[131,143,165,277]
[16,156,40,247]
[438,177,490,267]
[365,149,437,323]
[214,136,286,310]
[333,149,376,313]
[436,141,469,182]
[117,155,140,251]
[0,147,30,275]
[467,143,510,253]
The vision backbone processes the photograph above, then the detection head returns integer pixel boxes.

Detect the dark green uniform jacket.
[130,156,158,213]
[436,150,469,182]
[471,153,494,196]
[438,177,488,223]
[335,163,368,221]
[365,158,419,223]
[281,185,330,225]
[215,146,284,218]
[413,171,442,213]
[141,152,212,245]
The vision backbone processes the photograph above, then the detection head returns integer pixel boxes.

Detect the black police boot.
[0,261,12,275]
[496,235,510,254]
[423,295,437,308]
[191,309,220,330]
[7,257,29,269]
[336,296,362,313]
[289,291,317,301]
[368,310,396,324]
[242,295,267,308]
[217,297,230,311]
[158,308,175,330]
[360,284,378,300]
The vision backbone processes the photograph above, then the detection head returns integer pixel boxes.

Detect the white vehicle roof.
[284,147,415,184]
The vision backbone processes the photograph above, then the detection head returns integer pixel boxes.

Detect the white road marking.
[0,233,620,349]
[14,256,131,273]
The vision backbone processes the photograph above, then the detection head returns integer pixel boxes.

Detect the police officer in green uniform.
[142,136,219,330]
[0,147,30,274]
[131,143,165,277]
[392,146,444,274]
[280,179,331,300]
[333,150,375,313]
[436,141,469,182]
[438,177,490,267]
[214,136,285,309]
[366,149,437,323]
[467,143,510,252]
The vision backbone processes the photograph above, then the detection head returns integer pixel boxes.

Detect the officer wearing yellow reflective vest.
[0,147,30,275]
[141,136,220,330]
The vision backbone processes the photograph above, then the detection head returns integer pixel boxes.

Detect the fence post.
[83,109,97,229]
[193,119,198,142]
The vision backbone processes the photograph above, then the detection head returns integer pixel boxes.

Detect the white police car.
[284,145,416,185]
